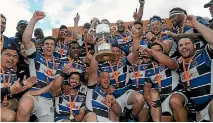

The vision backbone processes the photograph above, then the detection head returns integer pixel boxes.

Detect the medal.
[45,57,55,82]
[1,67,11,102]
[59,48,64,55]
[109,59,121,88]
[69,91,78,121]
[113,72,119,87]
[152,63,162,92]
[70,115,74,120]
[182,55,195,92]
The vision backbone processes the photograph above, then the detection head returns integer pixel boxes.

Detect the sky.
[0,0,212,37]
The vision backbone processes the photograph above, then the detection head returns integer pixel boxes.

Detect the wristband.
[168,32,173,37]
[150,36,156,42]
[19,80,25,87]
[60,71,69,78]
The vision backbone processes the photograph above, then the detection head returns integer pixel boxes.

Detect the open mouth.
[6,60,14,66]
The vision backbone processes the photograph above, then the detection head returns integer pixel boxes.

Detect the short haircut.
[1,43,19,56]
[133,21,143,27]
[42,36,57,46]
[176,34,195,44]
[59,25,68,31]
[69,40,80,47]
[1,14,6,22]
[149,15,162,23]
[150,42,164,51]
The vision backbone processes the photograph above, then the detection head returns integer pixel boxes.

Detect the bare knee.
[169,93,185,109]
[1,108,16,122]
[17,96,34,115]
[130,91,145,106]
[84,112,97,122]
[150,89,160,101]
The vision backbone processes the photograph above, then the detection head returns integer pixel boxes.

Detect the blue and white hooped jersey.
[177,45,213,111]
[86,84,110,119]
[26,46,60,99]
[98,57,131,98]
[146,61,182,102]
[55,89,86,122]
[129,60,152,94]
[54,42,69,59]
[56,57,84,85]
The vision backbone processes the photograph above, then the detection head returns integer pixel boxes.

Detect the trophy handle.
[88,28,96,35]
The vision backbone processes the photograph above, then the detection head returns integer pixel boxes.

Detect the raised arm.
[127,28,140,64]
[51,64,76,97]
[133,0,145,21]
[22,11,45,50]
[188,15,213,47]
[73,13,81,40]
[145,48,178,70]
[88,54,98,86]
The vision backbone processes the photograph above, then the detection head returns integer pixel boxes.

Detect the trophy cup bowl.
[89,24,117,62]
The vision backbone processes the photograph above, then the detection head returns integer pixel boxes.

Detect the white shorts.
[97,115,113,122]
[196,101,211,122]
[116,89,134,112]
[161,92,188,116]
[29,95,54,122]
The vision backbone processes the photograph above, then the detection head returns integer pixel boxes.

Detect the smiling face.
[43,39,55,57]
[178,38,196,59]
[59,28,68,39]
[99,72,110,90]
[69,73,80,89]
[69,43,80,60]
[1,49,19,70]
[169,14,184,27]
[116,20,125,32]
[150,21,162,35]
[134,24,143,36]
[112,46,121,61]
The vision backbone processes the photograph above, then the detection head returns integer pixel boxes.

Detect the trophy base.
[95,50,115,62]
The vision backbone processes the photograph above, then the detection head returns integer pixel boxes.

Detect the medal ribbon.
[131,59,141,87]
[45,57,55,82]
[152,63,161,89]
[109,59,121,86]
[182,56,194,88]
[1,66,11,101]
[69,91,79,120]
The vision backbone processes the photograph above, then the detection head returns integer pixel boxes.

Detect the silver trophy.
[89,24,117,62]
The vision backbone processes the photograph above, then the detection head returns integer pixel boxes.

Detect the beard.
[70,82,81,89]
